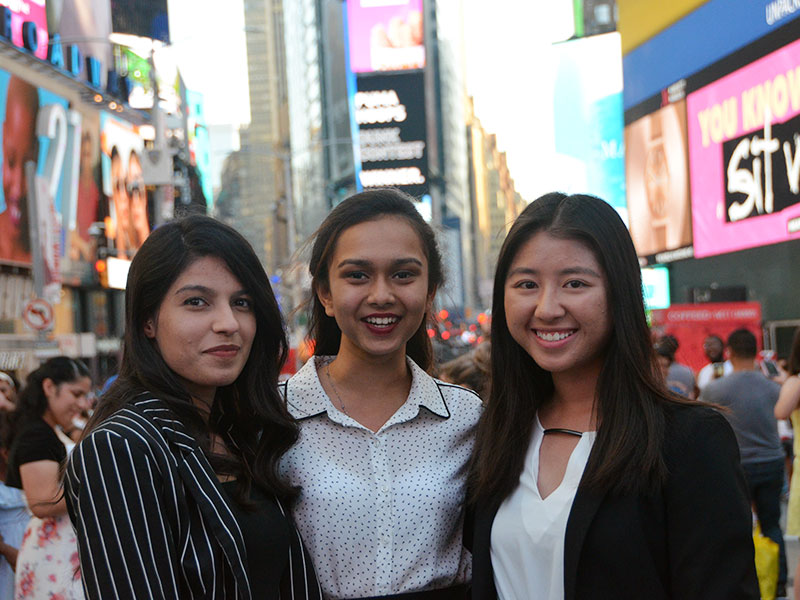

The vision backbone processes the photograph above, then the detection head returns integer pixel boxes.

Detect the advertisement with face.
[686,36,800,258]
[100,113,147,259]
[0,0,49,60]
[62,107,103,282]
[346,0,424,73]
[625,99,693,261]
[0,71,69,271]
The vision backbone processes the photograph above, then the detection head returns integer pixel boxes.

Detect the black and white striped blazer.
[64,396,322,600]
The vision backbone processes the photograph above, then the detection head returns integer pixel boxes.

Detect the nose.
[77,394,91,412]
[212,304,240,334]
[368,277,395,306]
[534,285,565,321]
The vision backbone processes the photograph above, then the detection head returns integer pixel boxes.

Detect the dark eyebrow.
[174,285,250,296]
[507,266,602,278]
[335,258,424,269]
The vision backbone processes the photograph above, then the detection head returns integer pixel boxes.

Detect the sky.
[167,0,576,201]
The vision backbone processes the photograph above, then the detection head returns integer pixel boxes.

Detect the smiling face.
[144,256,256,406]
[318,216,433,363]
[42,376,91,431]
[503,231,612,382]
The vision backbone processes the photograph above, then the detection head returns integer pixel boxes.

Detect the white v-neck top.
[490,416,597,600]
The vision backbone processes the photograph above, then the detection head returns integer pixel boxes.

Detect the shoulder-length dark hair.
[471,192,691,505]
[9,357,89,447]
[306,188,444,372]
[86,215,295,502]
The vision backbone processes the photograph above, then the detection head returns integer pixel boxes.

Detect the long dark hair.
[8,357,89,448]
[306,188,444,372]
[471,192,691,505]
[86,215,295,502]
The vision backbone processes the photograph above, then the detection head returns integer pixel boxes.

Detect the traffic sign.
[22,298,54,332]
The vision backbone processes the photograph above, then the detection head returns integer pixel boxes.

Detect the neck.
[730,356,755,372]
[544,365,601,430]
[332,337,409,386]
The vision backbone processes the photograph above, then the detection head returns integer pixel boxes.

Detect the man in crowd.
[697,334,733,391]
[700,329,786,598]
[0,75,39,263]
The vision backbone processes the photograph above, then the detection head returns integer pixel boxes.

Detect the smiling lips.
[535,330,575,342]
[363,314,400,333]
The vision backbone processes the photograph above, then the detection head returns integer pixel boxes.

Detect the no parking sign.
[22,298,54,332]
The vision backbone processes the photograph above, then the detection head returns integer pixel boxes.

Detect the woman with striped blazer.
[64,216,322,600]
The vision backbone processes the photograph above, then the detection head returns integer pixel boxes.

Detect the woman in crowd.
[774,329,800,600]
[468,192,758,599]
[281,188,482,599]
[6,356,91,599]
[64,215,321,599]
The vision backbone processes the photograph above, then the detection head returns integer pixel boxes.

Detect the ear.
[425,286,437,313]
[144,318,156,339]
[42,377,57,400]
[316,284,335,318]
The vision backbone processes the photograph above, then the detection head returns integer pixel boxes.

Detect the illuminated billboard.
[100,113,148,259]
[0,0,49,61]
[686,36,800,258]
[625,99,693,262]
[355,71,428,198]
[552,32,626,222]
[346,0,424,73]
[110,0,169,43]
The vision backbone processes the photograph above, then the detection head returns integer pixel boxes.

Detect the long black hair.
[306,188,444,372]
[471,192,691,506]
[8,356,89,448]
[86,215,295,502]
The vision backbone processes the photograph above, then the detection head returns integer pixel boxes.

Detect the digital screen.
[625,99,693,262]
[686,36,800,258]
[0,71,69,269]
[346,0,424,73]
[355,71,428,198]
[0,0,49,60]
[641,266,670,310]
[110,0,169,43]
[552,32,626,222]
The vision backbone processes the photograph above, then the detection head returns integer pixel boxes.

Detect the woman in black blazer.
[64,216,321,600]
[468,193,759,600]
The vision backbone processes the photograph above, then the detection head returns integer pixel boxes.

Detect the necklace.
[325,362,349,416]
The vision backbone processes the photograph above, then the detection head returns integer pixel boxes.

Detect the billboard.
[0,0,49,60]
[686,36,800,258]
[0,71,70,288]
[346,0,424,73]
[552,32,626,222]
[59,0,113,88]
[355,71,428,198]
[110,0,169,43]
[100,113,148,259]
[650,301,762,372]
[625,99,693,262]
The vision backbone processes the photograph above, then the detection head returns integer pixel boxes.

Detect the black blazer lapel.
[159,416,253,600]
[563,483,606,600]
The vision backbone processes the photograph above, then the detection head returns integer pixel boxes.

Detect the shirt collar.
[284,355,450,422]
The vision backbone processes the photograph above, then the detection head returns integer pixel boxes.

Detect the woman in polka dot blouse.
[280,188,482,599]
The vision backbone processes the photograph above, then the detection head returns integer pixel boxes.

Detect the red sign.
[650,301,762,372]
[22,297,53,331]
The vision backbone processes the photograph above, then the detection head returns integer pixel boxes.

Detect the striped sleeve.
[65,428,181,600]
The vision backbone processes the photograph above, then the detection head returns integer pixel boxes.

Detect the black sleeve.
[665,406,760,599]
[6,420,66,488]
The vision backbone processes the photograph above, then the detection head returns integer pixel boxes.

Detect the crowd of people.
[3,187,799,599]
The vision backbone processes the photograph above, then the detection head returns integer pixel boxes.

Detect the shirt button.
[381,485,390,493]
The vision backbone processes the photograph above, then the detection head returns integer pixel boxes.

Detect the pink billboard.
[346,0,424,74]
[687,37,800,258]
[0,0,49,60]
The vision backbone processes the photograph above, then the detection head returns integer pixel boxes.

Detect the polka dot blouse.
[280,355,483,599]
